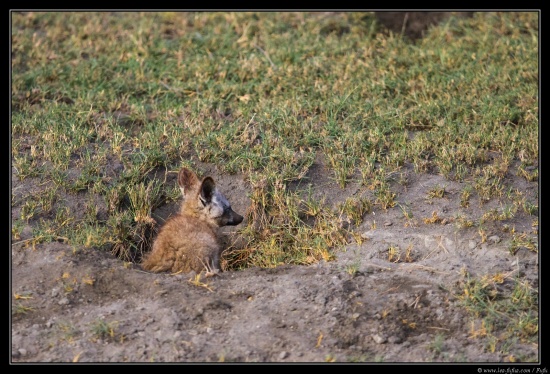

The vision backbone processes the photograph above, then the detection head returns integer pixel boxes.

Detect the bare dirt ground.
[11,13,539,364]
[11,155,539,363]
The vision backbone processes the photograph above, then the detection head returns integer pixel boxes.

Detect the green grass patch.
[12,11,538,270]
[456,270,538,359]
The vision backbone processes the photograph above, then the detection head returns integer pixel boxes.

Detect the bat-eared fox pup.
[141,167,243,276]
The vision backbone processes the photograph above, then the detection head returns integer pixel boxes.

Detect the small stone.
[372,334,387,344]
[18,348,27,356]
[488,235,501,244]
[388,335,402,344]
[361,231,374,239]
[468,240,477,250]
[451,313,464,325]
[279,351,289,359]
[58,297,70,306]
[51,288,59,298]
[384,221,392,227]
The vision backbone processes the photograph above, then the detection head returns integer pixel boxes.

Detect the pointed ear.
[177,167,200,197]
[200,177,216,203]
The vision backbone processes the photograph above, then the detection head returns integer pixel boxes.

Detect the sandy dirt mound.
[11,158,538,362]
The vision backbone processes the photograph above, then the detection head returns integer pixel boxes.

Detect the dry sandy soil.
[11,12,540,365]
[11,156,539,364]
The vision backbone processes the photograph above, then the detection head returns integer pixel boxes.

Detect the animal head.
[177,167,244,227]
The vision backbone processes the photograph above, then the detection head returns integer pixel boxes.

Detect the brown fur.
[141,167,243,275]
